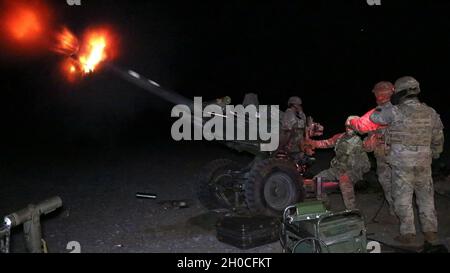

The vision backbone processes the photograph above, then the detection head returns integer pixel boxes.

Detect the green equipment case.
[281,201,367,253]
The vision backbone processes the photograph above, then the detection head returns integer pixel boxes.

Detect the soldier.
[279,96,307,154]
[348,81,397,218]
[306,116,371,210]
[370,76,444,245]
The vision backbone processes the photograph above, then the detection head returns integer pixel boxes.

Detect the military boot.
[424,232,439,245]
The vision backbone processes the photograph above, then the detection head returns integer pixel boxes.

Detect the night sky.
[0,0,449,154]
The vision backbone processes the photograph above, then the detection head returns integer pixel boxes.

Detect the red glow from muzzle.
[1,0,118,81]
[1,1,52,50]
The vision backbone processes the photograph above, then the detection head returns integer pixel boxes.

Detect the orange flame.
[54,27,79,56]
[1,1,117,81]
[79,31,108,74]
[61,57,81,82]
[56,27,115,78]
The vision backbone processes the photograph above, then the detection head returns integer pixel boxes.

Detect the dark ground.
[1,139,449,253]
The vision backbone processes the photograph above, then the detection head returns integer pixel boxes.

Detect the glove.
[301,139,316,156]
[363,135,376,152]
[302,139,316,150]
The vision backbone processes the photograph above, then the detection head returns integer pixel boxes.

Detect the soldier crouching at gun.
[303,116,371,210]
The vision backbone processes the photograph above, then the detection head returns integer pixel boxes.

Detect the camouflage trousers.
[316,168,356,210]
[391,164,438,235]
[375,155,395,216]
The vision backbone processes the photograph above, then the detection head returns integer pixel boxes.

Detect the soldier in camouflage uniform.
[370,76,444,245]
[279,96,307,154]
[348,82,397,217]
[306,116,371,210]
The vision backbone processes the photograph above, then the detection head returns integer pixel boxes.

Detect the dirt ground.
[1,141,449,253]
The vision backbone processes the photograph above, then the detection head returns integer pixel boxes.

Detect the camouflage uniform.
[372,141,394,213]
[371,97,444,236]
[312,132,371,210]
[280,106,306,153]
[350,105,395,215]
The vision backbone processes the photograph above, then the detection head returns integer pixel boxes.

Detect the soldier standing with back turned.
[370,76,444,245]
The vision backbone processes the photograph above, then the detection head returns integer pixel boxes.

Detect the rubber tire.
[245,158,305,216]
[197,159,241,210]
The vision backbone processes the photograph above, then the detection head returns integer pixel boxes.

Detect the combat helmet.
[373,81,395,105]
[394,76,421,95]
[288,96,302,106]
[373,81,395,95]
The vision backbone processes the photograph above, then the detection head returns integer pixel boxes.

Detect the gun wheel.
[197,159,242,210]
[245,158,305,216]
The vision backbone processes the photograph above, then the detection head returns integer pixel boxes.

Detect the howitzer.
[107,64,325,216]
[1,196,62,253]
[107,64,281,155]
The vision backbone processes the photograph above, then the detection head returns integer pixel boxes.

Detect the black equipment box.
[216,215,280,249]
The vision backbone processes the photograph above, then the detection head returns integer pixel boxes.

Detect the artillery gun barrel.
[106,63,277,155]
[106,63,193,107]
[106,63,235,115]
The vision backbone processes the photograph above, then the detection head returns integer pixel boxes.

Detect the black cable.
[369,198,386,224]
[370,190,448,225]
[279,225,287,251]
[366,190,448,253]
[291,237,330,253]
